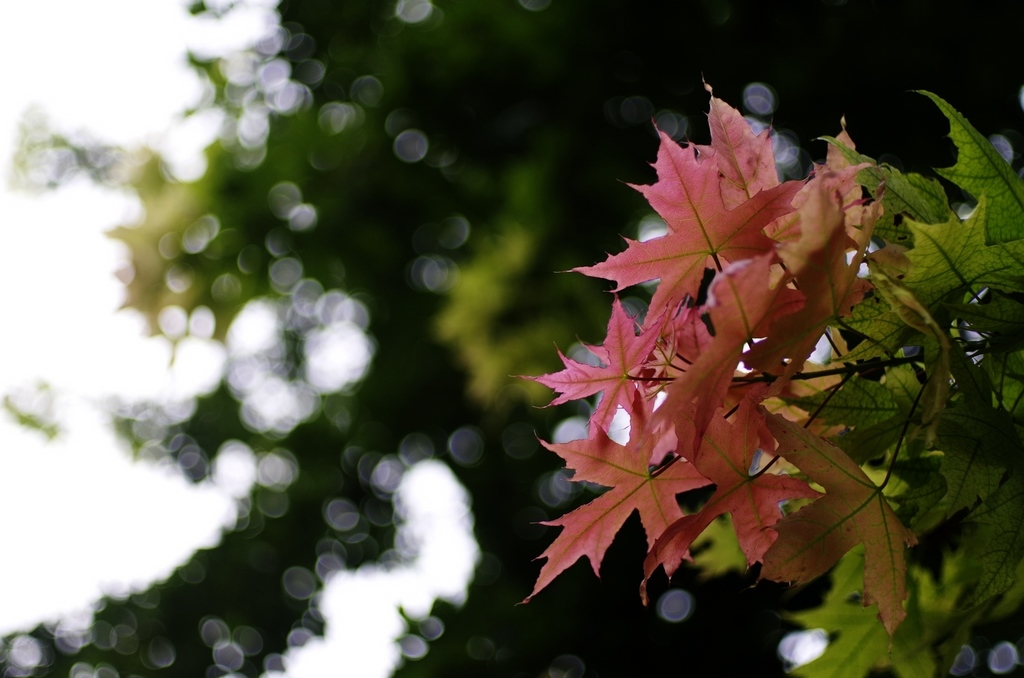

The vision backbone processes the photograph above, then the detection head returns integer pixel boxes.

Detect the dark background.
[8,0,1024,676]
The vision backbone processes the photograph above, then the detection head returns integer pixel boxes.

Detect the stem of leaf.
[1010,382,1024,419]
[751,455,781,478]
[627,375,675,382]
[804,371,854,427]
[880,373,928,490]
[650,454,681,478]
[751,372,852,480]
[824,329,844,359]
[997,353,1008,406]
[834,317,885,352]
[731,355,917,384]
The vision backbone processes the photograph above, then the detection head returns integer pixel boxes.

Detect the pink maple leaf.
[576,128,801,319]
[746,166,878,378]
[524,396,711,602]
[760,411,916,636]
[696,85,781,209]
[531,297,660,433]
[642,398,818,596]
[655,252,803,457]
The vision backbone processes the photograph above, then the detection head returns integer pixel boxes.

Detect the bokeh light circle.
[656,588,694,622]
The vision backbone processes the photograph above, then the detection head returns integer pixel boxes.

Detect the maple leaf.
[982,343,1024,423]
[649,301,712,367]
[786,549,937,678]
[902,197,1024,311]
[786,549,889,678]
[920,90,1024,244]
[746,169,877,377]
[937,350,1024,605]
[643,399,817,592]
[791,373,898,431]
[576,127,801,319]
[530,297,659,432]
[789,371,905,465]
[876,290,952,447]
[696,84,780,208]
[527,88,1024,671]
[961,473,1024,606]
[837,291,914,362]
[688,515,748,580]
[760,411,916,636]
[948,290,1024,348]
[821,132,949,244]
[886,457,947,529]
[524,397,712,602]
[657,252,803,456]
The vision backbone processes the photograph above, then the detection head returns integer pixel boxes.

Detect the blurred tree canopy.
[10,0,1024,676]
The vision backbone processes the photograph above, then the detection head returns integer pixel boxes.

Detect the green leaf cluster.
[784,93,1024,676]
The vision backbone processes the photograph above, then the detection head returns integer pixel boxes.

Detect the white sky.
[0,1,477,675]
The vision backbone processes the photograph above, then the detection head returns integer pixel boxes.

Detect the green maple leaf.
[936,418,1007,517]
[836,416,905,465]
[820,135,949,243]
[920,91,1024,244]
[829,365,928,466]
[903,197,1024,310]
[788,550,890,678]
[867,268,952,443]
[947,291,1024,351]
[962,472,1024,605]
[937,350,1024,605]
[791,374,897,429]
[788,371,909,465]
[873,167,951,235]
[688,514,747,580]
[840,292,916,362]
[788,549,938,678]
[937,350,1020,516]
[983,348,1024,424]
[886,456,947,528]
